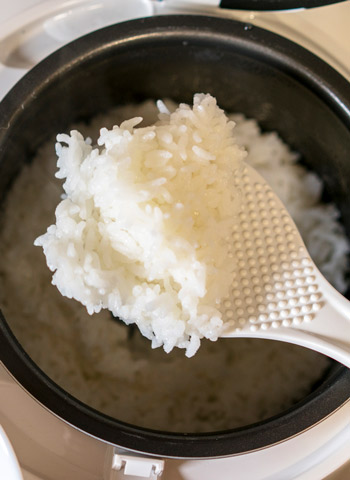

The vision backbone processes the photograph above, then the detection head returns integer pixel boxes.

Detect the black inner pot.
[0,15,350,458]
[220,0,345,10]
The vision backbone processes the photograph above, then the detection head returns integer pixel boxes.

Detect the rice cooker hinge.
[104,447,165,479]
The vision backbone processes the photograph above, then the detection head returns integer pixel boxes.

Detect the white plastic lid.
[0,426,23,480]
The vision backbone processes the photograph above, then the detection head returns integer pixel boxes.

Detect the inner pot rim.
[0,14,349,459]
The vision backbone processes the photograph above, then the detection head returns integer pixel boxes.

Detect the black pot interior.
[0,15,349,458]
[220,0,345,10]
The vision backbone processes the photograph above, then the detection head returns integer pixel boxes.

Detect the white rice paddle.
[222,163,350,368]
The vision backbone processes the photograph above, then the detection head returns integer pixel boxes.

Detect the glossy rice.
[34,95,245,357]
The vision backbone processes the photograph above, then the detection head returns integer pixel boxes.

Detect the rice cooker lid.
[219,0,344,10]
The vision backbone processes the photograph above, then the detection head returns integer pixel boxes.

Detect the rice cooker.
[0,1,349,479]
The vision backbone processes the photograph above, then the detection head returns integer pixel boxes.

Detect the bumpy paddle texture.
[221,163,350,368]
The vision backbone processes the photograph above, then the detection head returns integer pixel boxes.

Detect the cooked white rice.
[34,94,245,357]
[0,97,348,432]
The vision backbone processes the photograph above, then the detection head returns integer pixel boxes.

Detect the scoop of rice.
[35,94,245,357]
